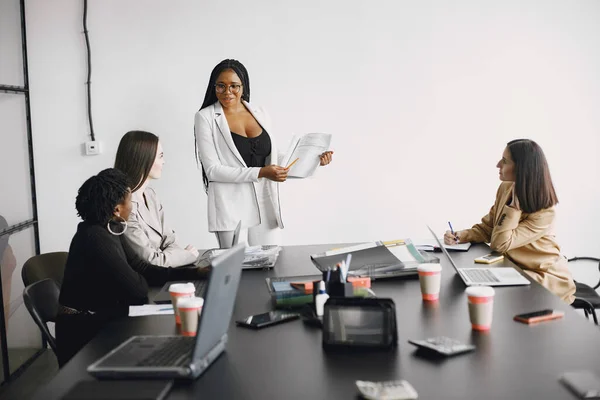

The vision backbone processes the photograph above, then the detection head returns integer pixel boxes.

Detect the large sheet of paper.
[128,304,174,317]
[282,133,332,178]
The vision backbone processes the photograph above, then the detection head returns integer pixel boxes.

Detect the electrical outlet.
[84,141,102,156]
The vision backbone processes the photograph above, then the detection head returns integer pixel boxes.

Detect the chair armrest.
[568,257,600,290]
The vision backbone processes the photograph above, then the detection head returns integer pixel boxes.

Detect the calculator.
[356,380,418,400]
[408,336,475,357]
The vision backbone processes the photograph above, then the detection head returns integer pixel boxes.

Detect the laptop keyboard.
[137,337,195,367]
[462,269,500,283]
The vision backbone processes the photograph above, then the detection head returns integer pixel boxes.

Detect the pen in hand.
[285,158,300,169]
[448,221,458,243]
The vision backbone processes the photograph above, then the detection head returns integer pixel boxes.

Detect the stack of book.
[265,275,372,309]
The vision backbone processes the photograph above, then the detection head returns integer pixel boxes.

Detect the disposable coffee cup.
[177,297,204,337]
[466,286,495,331]
[417,263,442,301]
[169,283,195,325]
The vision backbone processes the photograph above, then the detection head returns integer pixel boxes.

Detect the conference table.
[34,244,600,399]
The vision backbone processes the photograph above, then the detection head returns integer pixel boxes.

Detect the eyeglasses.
[215,83,243,94]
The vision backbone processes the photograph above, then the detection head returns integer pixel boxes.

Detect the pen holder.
[326,281,354,298]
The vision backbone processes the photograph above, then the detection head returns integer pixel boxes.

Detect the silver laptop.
[87,244,245,380]
[427,225,530,286]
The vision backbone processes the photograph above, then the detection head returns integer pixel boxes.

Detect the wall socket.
[84,140,102,156]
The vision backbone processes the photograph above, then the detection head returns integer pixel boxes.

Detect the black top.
[231,130,272,167]
[59,221,203,317]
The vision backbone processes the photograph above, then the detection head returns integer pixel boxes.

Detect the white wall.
[24,0,600,285]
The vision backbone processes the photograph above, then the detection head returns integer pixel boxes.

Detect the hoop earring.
[107,216,128,236]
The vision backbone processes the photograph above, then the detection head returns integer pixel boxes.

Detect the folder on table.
[310,240,439,280]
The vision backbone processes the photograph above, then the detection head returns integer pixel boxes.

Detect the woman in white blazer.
[115,131,199,267]
[195,59,332,248]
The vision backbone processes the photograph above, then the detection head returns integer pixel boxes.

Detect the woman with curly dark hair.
[56,168,207,366]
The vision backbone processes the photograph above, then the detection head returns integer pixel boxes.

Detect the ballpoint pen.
[448,221,458,242]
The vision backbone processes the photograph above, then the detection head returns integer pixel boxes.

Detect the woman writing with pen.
[444,139,576,303]
[194,59,333,248]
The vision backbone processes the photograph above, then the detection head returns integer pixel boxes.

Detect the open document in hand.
[282,133,332,178]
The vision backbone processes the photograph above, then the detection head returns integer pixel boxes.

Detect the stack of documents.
[207,245,282,269]
[281,133,332,178]
[310,240,439,280]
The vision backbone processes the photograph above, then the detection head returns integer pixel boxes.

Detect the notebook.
[427,225,530,287]
[414,239,472,252]
[87,244,245,380]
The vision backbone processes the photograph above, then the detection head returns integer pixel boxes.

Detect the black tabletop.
[34,244,600,400]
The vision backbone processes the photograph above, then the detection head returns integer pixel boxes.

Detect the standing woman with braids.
[57,169,207,366]
[195,59,333,248]
[444,139,576,303]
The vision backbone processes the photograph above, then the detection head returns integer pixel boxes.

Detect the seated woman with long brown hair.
[444,139,576,303]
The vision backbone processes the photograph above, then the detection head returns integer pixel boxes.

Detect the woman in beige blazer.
[195,59,332,248]
[115,131,199,267]
[444,139,576,303]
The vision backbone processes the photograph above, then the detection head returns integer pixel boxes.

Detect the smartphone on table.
[514,309,565,324]
[474,252,504,264]
[236,311,300,329]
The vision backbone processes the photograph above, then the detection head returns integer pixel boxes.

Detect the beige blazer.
[122,187,197,267]
[460,182,576,304]
[195,100,284,232]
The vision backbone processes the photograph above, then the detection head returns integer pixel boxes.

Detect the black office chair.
[21,251,67,352]
[22,278,60,355]
[568,257,600,325]
[21,251,68,287]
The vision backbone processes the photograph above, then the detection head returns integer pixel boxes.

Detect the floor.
[0,349,58,400]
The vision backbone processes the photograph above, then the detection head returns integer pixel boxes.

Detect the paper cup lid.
[417,263,442,273]
[466,286,495,297]
[177,297,204,308]
[169,282,196,294]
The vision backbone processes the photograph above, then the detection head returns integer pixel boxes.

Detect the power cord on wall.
[83,0,95,142]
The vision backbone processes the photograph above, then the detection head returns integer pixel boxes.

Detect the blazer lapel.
[213,102,247,167]
[132,190,162,236]
[243,100,269,132]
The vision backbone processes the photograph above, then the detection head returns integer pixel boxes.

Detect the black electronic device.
[322,297,397,350]
[514,309,564,324]
[235,310,300,329]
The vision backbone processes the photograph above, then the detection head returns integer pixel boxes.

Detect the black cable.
[83,0,95,141]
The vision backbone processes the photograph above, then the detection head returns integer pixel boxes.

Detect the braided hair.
[195,59,251,193]
[75,168,130,226]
